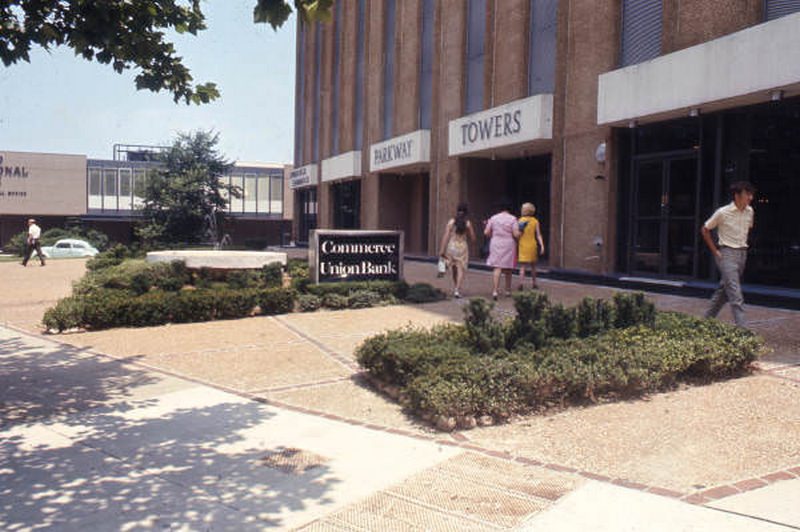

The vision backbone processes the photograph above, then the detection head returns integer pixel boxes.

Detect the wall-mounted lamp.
[594,142,607,164]
[771,90,784,102]
[627,119,637,129]
[689,108,700,118]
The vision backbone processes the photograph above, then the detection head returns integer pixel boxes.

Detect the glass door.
[631,156,699,277]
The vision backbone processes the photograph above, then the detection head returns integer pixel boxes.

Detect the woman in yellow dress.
[517,202,545,289]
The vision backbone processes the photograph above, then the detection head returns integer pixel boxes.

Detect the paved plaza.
[1,257,799,530]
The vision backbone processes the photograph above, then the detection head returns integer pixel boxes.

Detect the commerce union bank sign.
[310,230,404,283]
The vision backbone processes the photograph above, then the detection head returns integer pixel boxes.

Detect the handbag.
[437,258,447,277]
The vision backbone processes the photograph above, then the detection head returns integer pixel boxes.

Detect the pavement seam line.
[271,315,360,372]
[380,489,507,530]
[700,505,800,530]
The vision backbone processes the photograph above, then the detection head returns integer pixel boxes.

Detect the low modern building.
[292,0,800,297]
[0,146,292,248]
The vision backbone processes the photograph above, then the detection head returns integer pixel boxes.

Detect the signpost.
[310,230,404,283]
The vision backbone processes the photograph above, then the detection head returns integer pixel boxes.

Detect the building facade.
[292,0,800,294]
[0,147,292,248]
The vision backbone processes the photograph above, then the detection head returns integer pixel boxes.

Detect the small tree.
[137,130,235,246]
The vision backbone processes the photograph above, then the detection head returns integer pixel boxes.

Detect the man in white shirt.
[700,181,755,328]
[21,218,46,267]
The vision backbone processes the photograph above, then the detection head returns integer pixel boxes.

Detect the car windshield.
[56,243,71,248]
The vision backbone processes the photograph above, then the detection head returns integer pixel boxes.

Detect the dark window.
[420,0,435,129]
[332,180,361,229]
[529,0,557,95]
[465,0,486,114]
[620,0,663,67]
[294,23,306,166]
[765,0,800,20]
[313,23,322,162]
[355,0,367,150]
[383,0,397,139]
[331,1,342,154]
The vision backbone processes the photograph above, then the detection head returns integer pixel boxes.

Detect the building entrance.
[332,180,361,229]
[378,173,429,254]
[619,97,800,290]
[464,155,550,260]
[630,155,700,277]
[295,187,317,245]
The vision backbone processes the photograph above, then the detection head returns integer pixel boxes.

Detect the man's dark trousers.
[22,240,45,266]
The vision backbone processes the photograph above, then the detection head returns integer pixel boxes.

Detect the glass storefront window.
[88,168,102,209]
[244,174,257,213]
[229,175,244,213]
[257,176,270,213]
[133,169,147,209]
[270,175,283,214]
[103,168,118,210]
[119,168,132,210]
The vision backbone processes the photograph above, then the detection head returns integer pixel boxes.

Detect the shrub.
[506,291,550,349]
[298,294,322,312]
[545,303,576,340]
[258,288,296,315]
[86,244,133,271]
[262,263,284,288]
[613,292,656,329]
[355,293,764,429]
[306,280,408,299]
[227,269,262,290]
[576,297,615,338]
[356,324,472,387]
[404,282,444,303]
[463,298,505,353]
[42,297,86,332]
[347,290,383,309]
[322,293,349,309]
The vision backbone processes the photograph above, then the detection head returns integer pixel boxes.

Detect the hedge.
[43,287,296,332]
[356,294,763,429]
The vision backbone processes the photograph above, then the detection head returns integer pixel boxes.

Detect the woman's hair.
[521,202,536,216]
[454,203,468,234]
[730,181,755,196]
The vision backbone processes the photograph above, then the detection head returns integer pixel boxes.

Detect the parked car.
[41,239,99,259]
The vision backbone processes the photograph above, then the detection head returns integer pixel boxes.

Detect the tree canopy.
[137,130,234,245]
[0,0,333,104]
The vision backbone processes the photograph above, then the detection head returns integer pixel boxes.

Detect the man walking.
[701,181,755,328]
[21,218,46,267]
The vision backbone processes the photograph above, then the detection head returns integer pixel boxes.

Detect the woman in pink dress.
[484,203,520,300]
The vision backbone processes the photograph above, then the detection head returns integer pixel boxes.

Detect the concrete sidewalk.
[2,257,800,530]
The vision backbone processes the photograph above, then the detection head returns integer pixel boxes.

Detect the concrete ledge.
[146,250,287,269]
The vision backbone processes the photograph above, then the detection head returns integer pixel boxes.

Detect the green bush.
[356,324,472,387]
[86,244,133,271]
[404,282,444,303]
[613,292,656,329]
[322,293,349,309]
[227,269,262,290]
[355,294,764,429]
[262,263,284,288]
[257,288,296,315]
[545,303,576,340]
[347,290,383,309]
[306,280,408,299]
[297,294,322,312]
[43,286,296,331]
[576,297,616,338]
[463,298,505,353]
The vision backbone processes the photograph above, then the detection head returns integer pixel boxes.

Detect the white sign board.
[289,164,318,189]
[321,151,362,182]
[448,94,553,156]
[369,129,431,172]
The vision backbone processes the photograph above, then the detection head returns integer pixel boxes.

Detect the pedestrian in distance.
[438,202,476,298]
[701,181,755,328]
[484,200,520,300]
[21,218,46,267]
[517,202,545,290]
